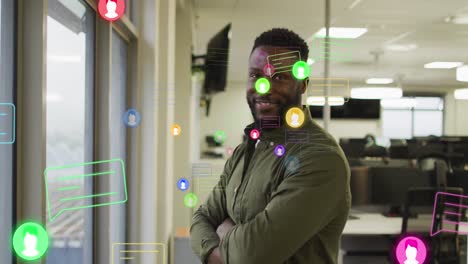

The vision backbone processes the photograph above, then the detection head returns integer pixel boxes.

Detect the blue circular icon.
[177,178,190,191]
[284,155,300,174]
[123,108,141,128]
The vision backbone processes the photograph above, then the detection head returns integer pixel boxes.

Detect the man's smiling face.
[246,45,307,123]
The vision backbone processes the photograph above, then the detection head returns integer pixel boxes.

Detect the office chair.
[401,187,464,264]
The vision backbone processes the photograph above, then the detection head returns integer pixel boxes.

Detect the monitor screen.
[370,167,432,206]
[309,98,381,119]
[203,23,231,94]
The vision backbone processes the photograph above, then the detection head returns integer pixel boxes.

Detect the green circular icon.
[184,193,198,208]
[292,61,310,80]
[13,222,49,261]
[255,78,271,94]
[213,130,226,144]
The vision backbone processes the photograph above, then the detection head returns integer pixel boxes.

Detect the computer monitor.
[370,167,432,215]
[447,169,468,195]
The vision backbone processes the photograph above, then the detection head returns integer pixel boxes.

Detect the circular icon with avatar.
[250,129,260,140]
[177,178,189,191]
[13,222,49,261]
[263,63,275,76]
[171,124,182,136]
[292,61,310,80]
[274,145,285,157]
[98,0,125,22]
[284,155,300,174]
[214,130,226,144]
[123,108,141,128]
[395,236,427,264]
[255,78,270,94]
[225,147,234,157]
[184,193,198,208]
[285,107,305,128]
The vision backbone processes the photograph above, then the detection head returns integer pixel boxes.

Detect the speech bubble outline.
[310,37,353,62]
[44,158,128,222]
[431,191,467,236]
[0,103,16,144]
[285,129,310,144]
[307,77,350,101]
[111,242,166,264]
[266,50,301,76]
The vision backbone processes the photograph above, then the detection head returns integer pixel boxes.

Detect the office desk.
[343,213,401,235]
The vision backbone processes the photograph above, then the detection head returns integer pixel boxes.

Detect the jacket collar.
[243,105,315,145]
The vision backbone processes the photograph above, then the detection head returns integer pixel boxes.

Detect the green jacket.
[190,107,351,264]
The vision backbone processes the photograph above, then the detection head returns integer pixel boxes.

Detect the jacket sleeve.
[190,148,238,263]
[218,151,349,264]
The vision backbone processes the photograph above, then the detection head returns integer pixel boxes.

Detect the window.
[108,29,129,245]
[381,96,444,139]
[0,0,15,261]
[46,1,94,263]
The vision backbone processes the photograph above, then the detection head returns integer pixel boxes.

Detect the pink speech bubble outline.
[431,191,466,237]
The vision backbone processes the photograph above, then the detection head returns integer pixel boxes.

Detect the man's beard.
[247,91,302,130]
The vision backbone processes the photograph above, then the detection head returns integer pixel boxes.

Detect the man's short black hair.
[251,28,309,61]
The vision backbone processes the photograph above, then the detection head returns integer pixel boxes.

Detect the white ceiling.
[192,0,468,90]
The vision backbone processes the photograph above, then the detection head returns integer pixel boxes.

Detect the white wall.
[199,82,252,151]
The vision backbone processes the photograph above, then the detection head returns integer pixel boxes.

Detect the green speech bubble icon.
[13,222,49,261]
[44,158,128,222]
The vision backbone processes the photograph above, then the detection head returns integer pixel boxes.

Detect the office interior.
[1,0,468,263]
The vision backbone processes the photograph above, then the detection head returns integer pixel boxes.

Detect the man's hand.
[216,218,235,241]
[207,247,223,264]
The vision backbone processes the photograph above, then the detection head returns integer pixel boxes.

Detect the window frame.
[91,0,139,262]
[0,0,17,262]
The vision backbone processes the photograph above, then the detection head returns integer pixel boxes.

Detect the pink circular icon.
[395,236,427,264]
[263,64,275,76]
[250,129,260,140]
[98,0,126,22]
[225,147,234,157]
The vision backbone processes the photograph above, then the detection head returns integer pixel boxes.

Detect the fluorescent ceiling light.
[385,44,418,52]
[456,65,468,82]
[307,58,315,65]
[307,96,345,106]
[351,87,402,99]
[454,88,468,99]
[424,61,463,69]
[314,27,367,39]
[366,78,394,84]
[381,98,417,109]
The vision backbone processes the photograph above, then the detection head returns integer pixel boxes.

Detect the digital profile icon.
[274,145,285,157]
[177,178,189,191]
[123,108,141,128]
[285,107,305,128]
[250,129,260,140]
[394,235,427,264]
[98,0,126,22]
[12,222,49,261]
